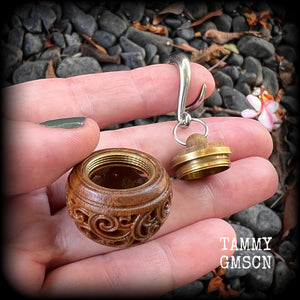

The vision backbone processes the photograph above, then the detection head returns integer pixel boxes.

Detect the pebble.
[231,204,282,238]
[205,89,223,107]
[120,1,145,22]
[1,42,23,79]
[262,66,279,97]
[237,36,275,58]
[30,4,56,31]
[120,36,145,58]
[56,56,101,78]
[92,30,116,49]
[23,32,44,57]
[163,280,204,298]
[98,10,128,37]
[278,240,297,262]
[120,52,146,69]
[280,95,298,116]
[13,60,49,84]
[63,2,97,36]
[243,56,263,85]
[214,71,233,88]
[219,86,252,111]
[272,261,294,295]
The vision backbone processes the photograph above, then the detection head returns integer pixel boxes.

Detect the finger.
[3,63,215,128]
[97,117,274,172]
[52,156,277,266]
[48,117,273,212]
[3,118,99,195]
[42,218,235,298]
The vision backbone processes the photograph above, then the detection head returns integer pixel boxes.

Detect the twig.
[208,54,229,72]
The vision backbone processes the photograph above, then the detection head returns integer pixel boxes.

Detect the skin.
[2,63,278,297]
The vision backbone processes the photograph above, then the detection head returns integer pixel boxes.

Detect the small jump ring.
[173,118,209,146]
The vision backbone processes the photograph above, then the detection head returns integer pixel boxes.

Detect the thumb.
[4,117,100,195]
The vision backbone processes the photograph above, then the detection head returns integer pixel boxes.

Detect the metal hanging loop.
[170,52,208,146]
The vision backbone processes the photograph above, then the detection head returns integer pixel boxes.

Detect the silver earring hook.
[170,52,209,146]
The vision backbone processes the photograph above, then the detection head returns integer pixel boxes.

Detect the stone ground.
[1,1,298,299]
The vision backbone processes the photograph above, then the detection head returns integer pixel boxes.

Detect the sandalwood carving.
[66,148,172,247]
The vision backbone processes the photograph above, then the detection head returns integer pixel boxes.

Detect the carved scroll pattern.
[67,196,171,247]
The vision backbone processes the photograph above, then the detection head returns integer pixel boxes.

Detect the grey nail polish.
[40,117,86,129]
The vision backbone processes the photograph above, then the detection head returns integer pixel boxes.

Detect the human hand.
[2,63,278,297]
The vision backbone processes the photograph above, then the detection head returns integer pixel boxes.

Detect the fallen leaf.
[132,22,167,35]
[167,41,199,52]
[178,8,223,30]
[219,283,241,298]
[190,43,230,65]
[282,181,298,239]
[223,43,239,53]
[80,32,107,53]
[203,29,261,44]
[244,10,259,27]
[80,44,120,64]
[153,1,184,25]
[44,33,55,49]
[45,59,57,78]
[207,276,223,293]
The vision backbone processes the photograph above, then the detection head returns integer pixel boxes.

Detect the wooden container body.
[66,148,172,247]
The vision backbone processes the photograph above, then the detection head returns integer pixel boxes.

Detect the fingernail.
[40,117,86,129]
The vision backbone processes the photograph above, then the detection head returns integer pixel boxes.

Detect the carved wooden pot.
[66,148,172,248]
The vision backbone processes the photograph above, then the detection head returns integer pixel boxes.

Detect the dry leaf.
[282,182,298,239]
[207,276,223,293]
[45,60,57,78]
[132,22,167,35]
[244,9,271,28]
[80,44,120,64]
[167,42,199,52]
[190,43,230,65]
[178,8,223,30]
[153,1,184,25]
[203,29,261,44]
[80,32,107,53]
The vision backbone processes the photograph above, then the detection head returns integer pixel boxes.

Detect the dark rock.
[239,72,257,86]
[102,64,130,72]
[262,67,279,97]
[121,1,145,22]
[125,27,172,55]
[272,261,294,295]
[232,15,248,32]
[23,18,42,33]
[167,280,204,298]
[219,86,252,111]
[197,21,217,35]
[144,43,157,64]
[184,2,207,19]
[56,57,101,77]
[280,95,298,115]
[99,10,127,37]
[278,240,297,262]
[1,42,23,79]
[176,27,195,41]
[12,61,49,84]
[214,71,233,88]
[205,88,223,107]
[107,44,123,56]
[8,27,25,48]
[120,52,146,69]
[120,36,145,58]
[62,2,97,36]
[234,80,251,95]
[23,33,44,57]
[164,17,182,29]
[237,36,275,58]
[64,32,81,46]
[92,30,117,48]
[226,52,244,66]
[230,223,255,248]
[39,48,61,61]
[221,66,240,82]
[282,23,298,47]
[213,14,232,32]
[224,1,239,13]
[30,4,57,31]
[231,204,282,238]
[62,44,81,56]
[52,31,66,48]
[190,38,208,50]
[246,251,275,291]
[243,56,263,85]
[276,44,297,63]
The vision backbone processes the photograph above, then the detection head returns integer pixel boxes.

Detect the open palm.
[3,63,278,297]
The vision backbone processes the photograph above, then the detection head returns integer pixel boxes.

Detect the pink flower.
[241,91,282,131]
